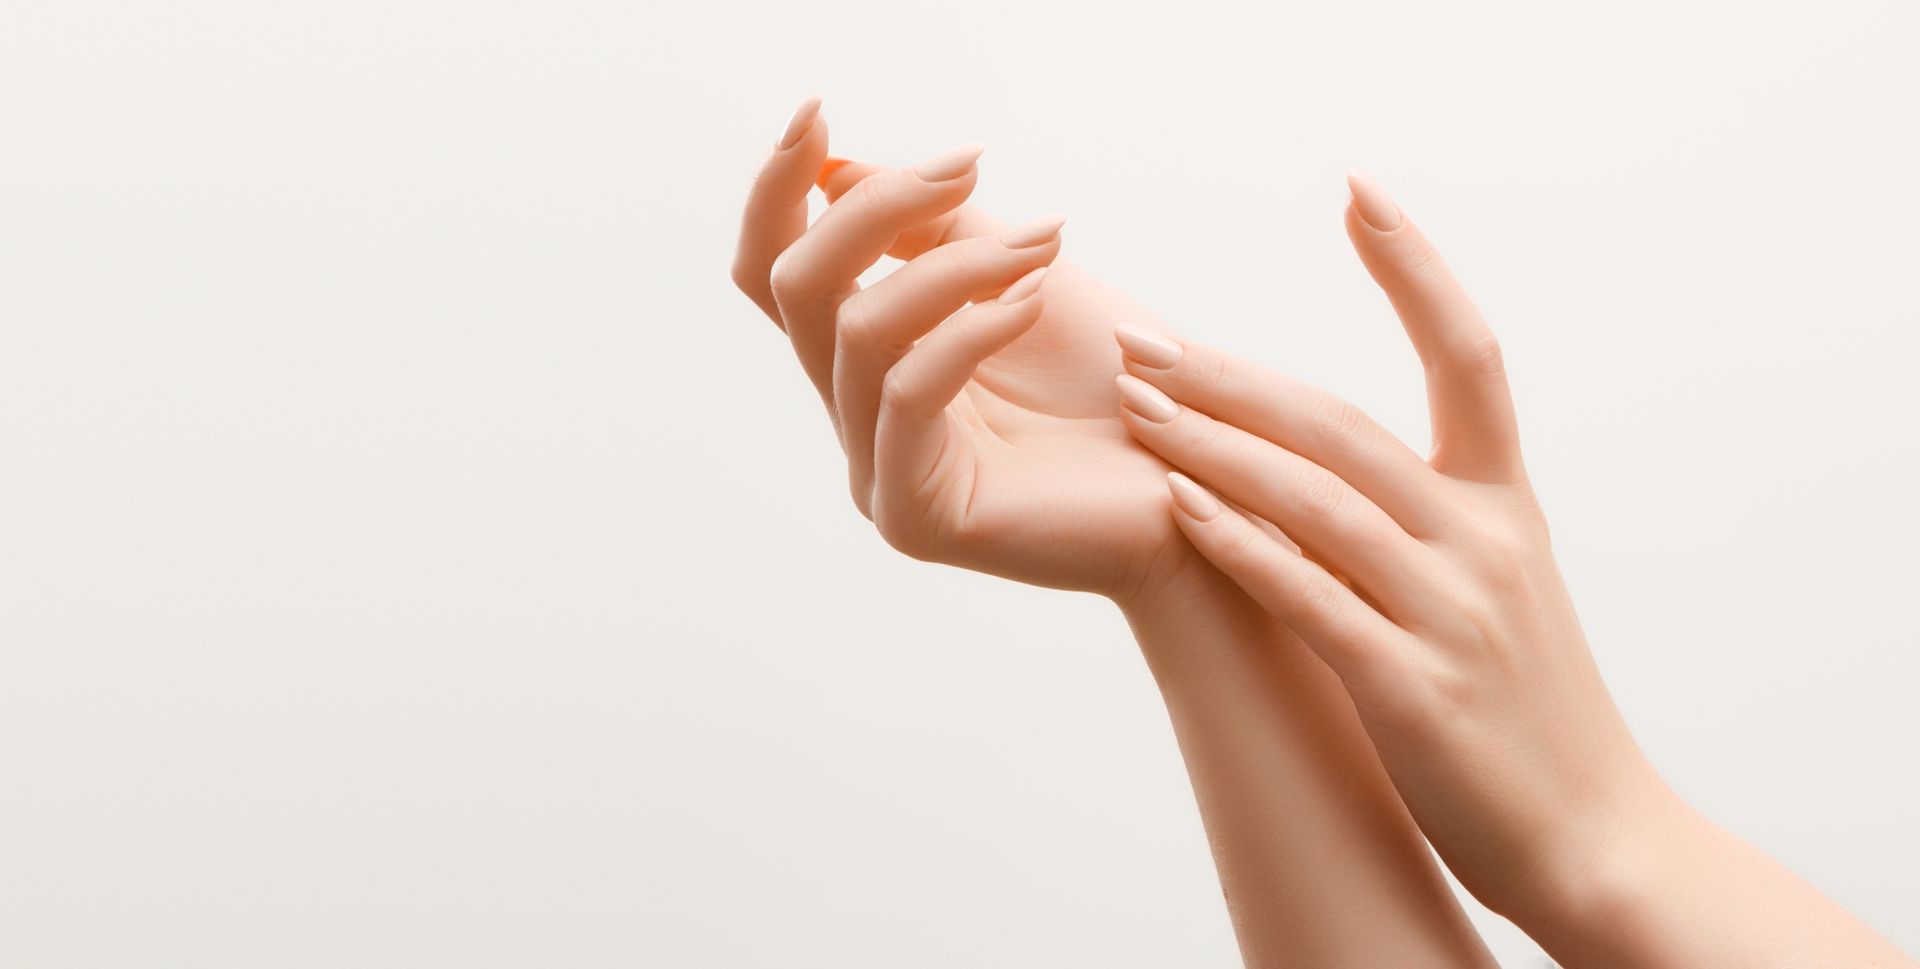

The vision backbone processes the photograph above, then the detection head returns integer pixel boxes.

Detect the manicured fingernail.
[1167,472,1221,521]
[1115,374,1178,423]
[1347,170,1402,231]
[915,143,985,181]
[998,267,1048,304]
[1113,323,1183,369]
[777,94,824,151]
[1000,213,1068,248]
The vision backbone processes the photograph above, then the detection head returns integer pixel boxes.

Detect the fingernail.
[1000,213,1068,248]
[777,94,824,151]
[1115,374,1179,423]
[1167,472,1221,521]
[1347,170,1402,231]
[998,267,1048,304]
[1113,323,1183,369]
[915,143,985,181]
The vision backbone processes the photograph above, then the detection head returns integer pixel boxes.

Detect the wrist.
[1114,552,1263,639]
[1111,540,1236,621]
[1111,554,1329,706]
[1502,766,1695,940]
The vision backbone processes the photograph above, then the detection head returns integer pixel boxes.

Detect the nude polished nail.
[1167,473,1221,521]
[915,143,985,181]
[1115,374,1179,422]
[1347,170,1403,231]
[1113,323,1183,369]
[777,94,823,151]
[998,267,1048,304]
[1000,213,1068,248]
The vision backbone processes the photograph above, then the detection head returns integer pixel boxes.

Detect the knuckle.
[1192,348,1235,391]
[835,293,876,344]
[878,368,913,410]
[1214,521,1264,568]
[766,251,804,301]
[1306,392,1367,447]
[1370,650,1467,724]
[1454,587,1504,638]
[1293,466,1348,519]
[1182,416,1227,455]
[1453,326,1506,376]
[729,259,759,297]
[1296,570,1347,619]
[1458,521,1539,597]
[1425,658,1476,713]
[1384,677,1448,731]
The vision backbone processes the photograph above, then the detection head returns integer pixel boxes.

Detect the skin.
[734,96,1913,967]
[732,96,1494,968]
[1117,172,1917,968]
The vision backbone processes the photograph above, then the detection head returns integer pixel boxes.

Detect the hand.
[736,107,1502,968]
[731,97,1198,599]
[1110,172,1664,918]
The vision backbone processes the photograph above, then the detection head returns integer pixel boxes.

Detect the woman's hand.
[732,97,1195,599]
[1112,172,1649,918]
[1115,173,1916,968]
[734,106,1502,967]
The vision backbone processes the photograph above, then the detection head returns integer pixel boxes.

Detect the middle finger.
[768,144,984,403]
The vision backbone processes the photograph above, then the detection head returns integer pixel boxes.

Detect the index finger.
[730,94,829,326]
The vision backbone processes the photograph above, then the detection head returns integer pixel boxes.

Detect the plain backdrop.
[2,1,1915,966]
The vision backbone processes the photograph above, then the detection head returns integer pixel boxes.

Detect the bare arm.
[731,97,1493,967]
[1123,568,1492,968]
[1119,171,1916,968]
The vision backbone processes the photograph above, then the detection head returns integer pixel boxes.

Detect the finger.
[1345,171,1524,483]
[871,268,1048,524]
[1114,326,1452,536]
[1117,375,1449,622]
[1165,472,1409,692]
[836,215,1066,515]
[820,158,1007,257]
[730,94,828,326]
[769,144,985,401]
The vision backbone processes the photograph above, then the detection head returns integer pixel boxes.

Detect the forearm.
[1120,566,1494,969]
[1522,788,1915,969]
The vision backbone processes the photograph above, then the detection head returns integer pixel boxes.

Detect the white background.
[2,1,1916,965]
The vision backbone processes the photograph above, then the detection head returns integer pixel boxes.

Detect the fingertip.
[984,271,1048,334]
[915,143,986,182]
[777,93,825,151]
[1346,169,1403,232]
[997,265,1048,305]
[998,213,1068,249]
[1166,472,1222,522]
[1116,373,1179,423]
[1113,323,1184,370]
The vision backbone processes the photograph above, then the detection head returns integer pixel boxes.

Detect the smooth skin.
[736,96,1180,598]
[1116,172,1917,969]
[733,96,1494,968]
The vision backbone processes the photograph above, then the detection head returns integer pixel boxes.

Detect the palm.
[928,261,1190,596]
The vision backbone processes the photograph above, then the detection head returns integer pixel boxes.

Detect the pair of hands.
[730,97,1660,924]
